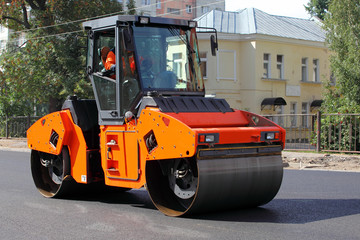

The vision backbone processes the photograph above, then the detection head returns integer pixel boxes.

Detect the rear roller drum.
[31,146,73,198]
[146,154,283,216]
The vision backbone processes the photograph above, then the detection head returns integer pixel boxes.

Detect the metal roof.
[196,8,326,42]
[82,15,193,30]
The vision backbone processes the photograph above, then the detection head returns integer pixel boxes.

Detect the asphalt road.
[1,150,359,240]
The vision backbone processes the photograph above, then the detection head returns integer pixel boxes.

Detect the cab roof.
[82,15,196,30]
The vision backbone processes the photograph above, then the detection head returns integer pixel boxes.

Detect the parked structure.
[196,8,330,117]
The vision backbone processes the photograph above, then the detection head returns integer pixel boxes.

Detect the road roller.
[27,15,286,217]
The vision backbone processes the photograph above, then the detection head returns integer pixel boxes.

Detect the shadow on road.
[60,183,157,211]
[59,183,360,223]
[191,198,360,224]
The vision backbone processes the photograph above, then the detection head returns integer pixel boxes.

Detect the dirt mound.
[282,151,360,172]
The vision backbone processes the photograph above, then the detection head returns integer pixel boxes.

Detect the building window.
[173,53,183,78]
[301,102,309,127]
[201,6,209,14]
[156,0,161,9]
[313,59,319,82]
[167,8,180,15]
[186,5,192,13]
[263,53,271,78]
[200,52,207,79]
[290,102,297,127]
[301,58,308,82]
[142,0,150,5]
[276,55,284,79]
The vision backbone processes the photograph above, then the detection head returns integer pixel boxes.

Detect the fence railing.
[263,114,318,151]
[264,112,360,153]
[1,113,360,153]
[0,116,40,138]
[318,113,360,154]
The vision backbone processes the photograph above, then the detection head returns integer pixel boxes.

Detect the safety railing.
[0,116,40,138]
[318,113,360,154]
[263,114,317,151]
[2,113,360,153]
[264,112,360,153]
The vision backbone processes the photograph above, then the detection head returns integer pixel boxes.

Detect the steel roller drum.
[146,152,283,217]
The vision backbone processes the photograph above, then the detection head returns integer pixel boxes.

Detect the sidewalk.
[0,138,30,152]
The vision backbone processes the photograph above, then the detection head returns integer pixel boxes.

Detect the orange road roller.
[27,15,285,217]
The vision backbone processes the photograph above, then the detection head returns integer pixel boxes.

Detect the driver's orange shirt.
[105,50,137,74]
[105,51,116,70]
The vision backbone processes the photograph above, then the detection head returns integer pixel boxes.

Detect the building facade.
[121,0,225,20]
[0,25,9,53]
[197,8,330,116]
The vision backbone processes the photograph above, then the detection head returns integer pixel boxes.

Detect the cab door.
[88,24,142,185]
[102,124,140,182]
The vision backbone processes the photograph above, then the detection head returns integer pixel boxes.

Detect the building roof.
[196,8,326,42]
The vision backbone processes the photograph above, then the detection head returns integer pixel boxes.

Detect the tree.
[322,0,360,112]
[127,0,137,15]
[0,0,124,114]
[305,0,330,20]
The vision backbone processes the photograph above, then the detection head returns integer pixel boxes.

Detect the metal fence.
[0,116,40,138]
[2,113,360,153]
[264,112,360,153]
[318,113,360,153]
[263,114,317,151]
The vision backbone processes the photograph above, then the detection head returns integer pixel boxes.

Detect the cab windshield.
[133,25,204,93]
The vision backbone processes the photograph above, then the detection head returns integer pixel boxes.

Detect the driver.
[105,49,139,78]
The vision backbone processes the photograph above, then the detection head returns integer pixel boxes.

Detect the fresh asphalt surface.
[1,150,359,240]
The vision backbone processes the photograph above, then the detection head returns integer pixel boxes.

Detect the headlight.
[265,132,275,140]
[188,21,197,28]
[261,131,279,141]
[205,135,215,142]
[139,16,150,24]
[198,133,219,143]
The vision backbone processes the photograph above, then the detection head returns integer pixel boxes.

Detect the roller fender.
[27,110,74,155]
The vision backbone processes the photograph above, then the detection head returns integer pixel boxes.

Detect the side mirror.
[210,35,218,56]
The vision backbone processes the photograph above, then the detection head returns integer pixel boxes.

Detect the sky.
[225,0,311,19]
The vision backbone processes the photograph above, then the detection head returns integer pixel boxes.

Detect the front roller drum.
[146,154,283,216]
[31,146,74,198]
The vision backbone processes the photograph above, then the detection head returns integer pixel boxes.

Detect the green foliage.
[0,0,125,115]
[313,83,360,151]
[323,0,360,106]
[317,112,360,151]
[127,0,137,15]
[305,0,330,20]
[312,0,360,151]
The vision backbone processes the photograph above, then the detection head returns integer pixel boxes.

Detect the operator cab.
[84,15,214,125]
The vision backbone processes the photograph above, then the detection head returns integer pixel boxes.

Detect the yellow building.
[197,8,330,116]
